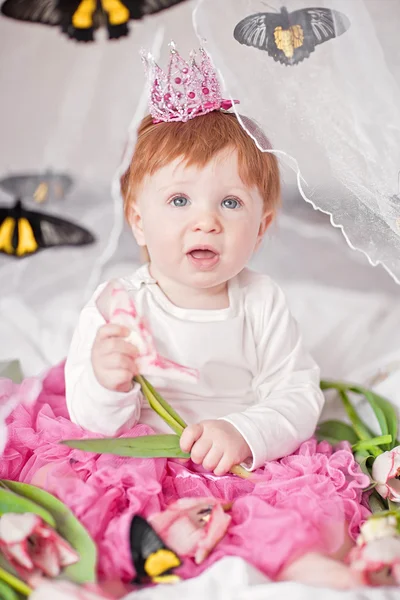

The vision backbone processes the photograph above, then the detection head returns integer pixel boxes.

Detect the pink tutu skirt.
[1,363,370,582]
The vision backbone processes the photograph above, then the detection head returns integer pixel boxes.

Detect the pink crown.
[141,42,239,123]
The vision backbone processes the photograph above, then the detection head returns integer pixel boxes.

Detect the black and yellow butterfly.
[234,6,350,66]
[0,199,95,257]
[130,515,181,585]
[1,0,189,42]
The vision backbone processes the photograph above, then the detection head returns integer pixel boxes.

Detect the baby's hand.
[180,419,251,476]
[91,323,138,393]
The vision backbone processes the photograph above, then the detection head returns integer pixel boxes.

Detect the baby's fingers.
[96,323,131,340]
[180,423,204,453]
[213,454,234,477]
[99,338,138,358]
[202,446,223,473]
[104,353,137,373]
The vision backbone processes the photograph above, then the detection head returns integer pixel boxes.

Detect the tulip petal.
[1,481,96,584]
[0,512,40,543]
[387,478,400,502]
[149,498,230,564]
[96,282,199,383]
[194,504,231,564]
[31,539,61,578]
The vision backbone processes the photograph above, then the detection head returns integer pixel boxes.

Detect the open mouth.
[186,246,220,270]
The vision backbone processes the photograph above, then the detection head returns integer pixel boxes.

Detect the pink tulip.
[30,580,112,600]
[0,513,78,582]
[371,446,400,502]
[149,497,231,564]
[96,282,198,382]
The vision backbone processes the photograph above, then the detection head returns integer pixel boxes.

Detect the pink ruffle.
[1,363,371,582]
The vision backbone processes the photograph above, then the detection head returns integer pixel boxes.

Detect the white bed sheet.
[128,557,400,600]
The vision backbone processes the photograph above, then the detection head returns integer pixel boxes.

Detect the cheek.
[228,217,261,253]
[141,210,182,250]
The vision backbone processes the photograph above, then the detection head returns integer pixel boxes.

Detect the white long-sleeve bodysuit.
[65,265,324,470]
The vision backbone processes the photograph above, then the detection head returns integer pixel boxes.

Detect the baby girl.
[65,45,366,588]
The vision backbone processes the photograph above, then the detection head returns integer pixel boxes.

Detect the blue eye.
[222,198,240,209]
[171,196,189,207]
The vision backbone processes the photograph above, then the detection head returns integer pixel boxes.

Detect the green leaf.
[1,481,97,585]
[135,375,186,434]
[354,449,372,461]
[388,499,400,513]
[0,487,56,528]
[352,435,392,452]
[351,386,399,450]
[61,434,190,459]
[355,453,375,472]
[316,420,359,444]
[368,490,388,513]
[142,377,187,430]
[321,380,399,451]
[338,389,376,443]
[320,381,380,457]
[0,579,21,600]
[355,454,376,490]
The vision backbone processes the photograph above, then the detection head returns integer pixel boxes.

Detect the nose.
[192,209,222,234]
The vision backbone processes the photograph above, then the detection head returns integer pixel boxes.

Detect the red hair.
[121,111,281,221]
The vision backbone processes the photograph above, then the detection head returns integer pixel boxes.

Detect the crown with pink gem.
[141,42,239,123]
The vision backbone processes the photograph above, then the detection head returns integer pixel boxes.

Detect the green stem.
[0,566,31,596]
[321,381,375,440]
[338,390,372,441]
[135,375,251,480]
[352,435,392,452]
[135,375,184,435]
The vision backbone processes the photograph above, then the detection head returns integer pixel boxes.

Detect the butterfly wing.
[0,0,86,25]
[0,174,40,198]
[0,172,73,203]
[130,515,181,584]
[124,0,188,19]
[0,0,64,24]
[59,1,105,42]
[291,7,350,47]
[29,207,95,249]
[97,0,188,40]
[234,8,350,66]
[0,201,95,257]
[0,206,18,256]
[233,12,282,53]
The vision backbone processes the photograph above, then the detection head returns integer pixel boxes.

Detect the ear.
[254,211,274,251]
[128,202,146,247]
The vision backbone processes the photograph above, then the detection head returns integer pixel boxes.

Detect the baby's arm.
[65,287,142,435]
[221,280,324,471]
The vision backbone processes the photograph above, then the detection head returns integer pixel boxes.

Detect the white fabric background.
[0,2,399,598]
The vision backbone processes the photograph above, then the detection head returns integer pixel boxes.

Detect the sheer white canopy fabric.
[193,0,400,284]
